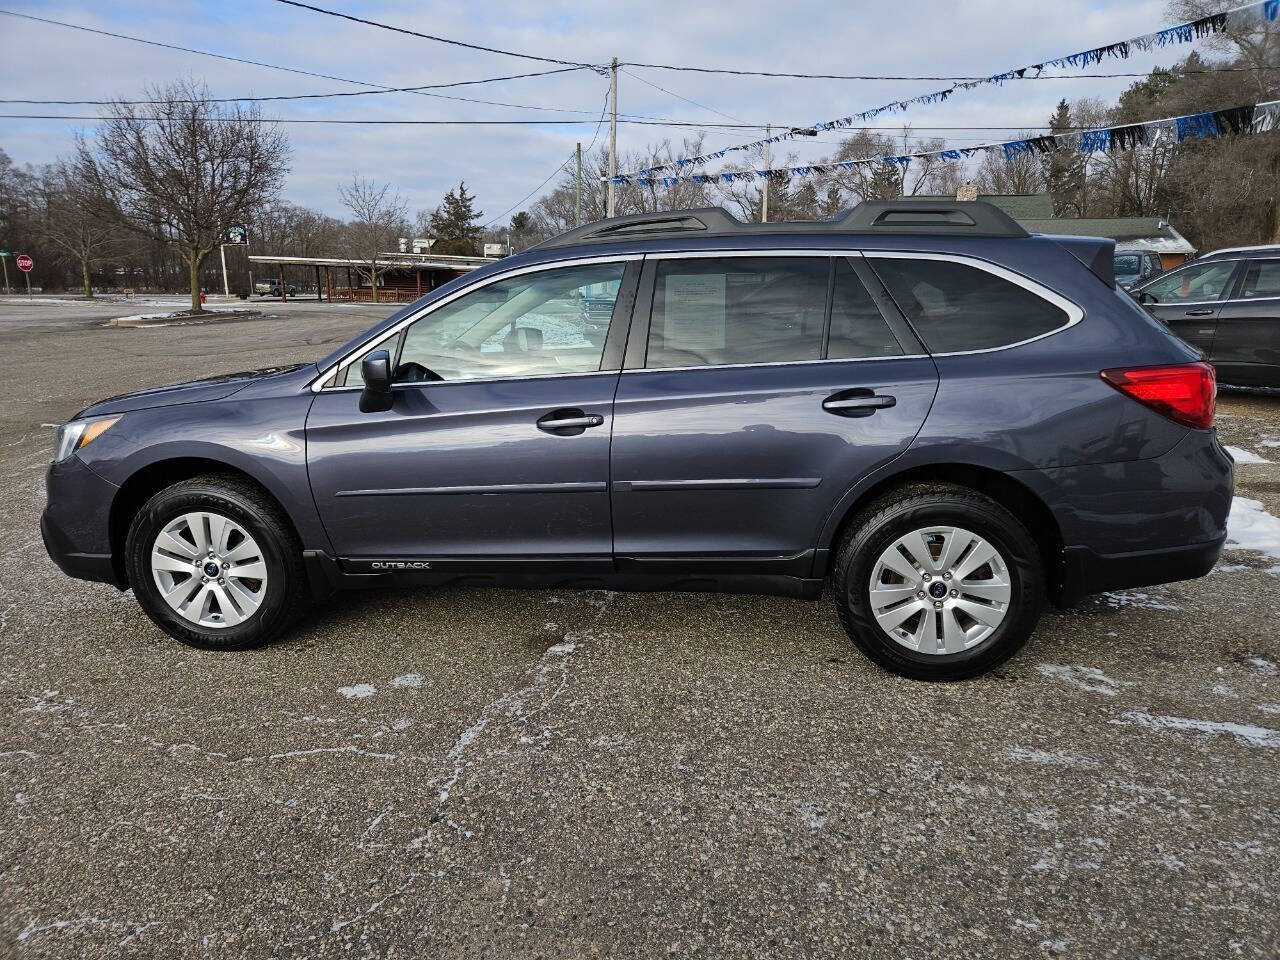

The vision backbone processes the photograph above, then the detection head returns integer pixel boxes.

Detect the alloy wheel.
[868,525,1012,655]
[149,511,268,628]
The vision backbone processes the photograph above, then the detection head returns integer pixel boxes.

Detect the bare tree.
[972,133,1046,195]
[339,175,408,304]
[77,79,290,313]
[35,159,120,298]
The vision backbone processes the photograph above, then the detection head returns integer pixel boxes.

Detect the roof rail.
[531,199,1027,250]
[530,208,742,250]
[834,199,1028,237]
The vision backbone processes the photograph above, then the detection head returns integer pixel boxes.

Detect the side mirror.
[358,349,394,413]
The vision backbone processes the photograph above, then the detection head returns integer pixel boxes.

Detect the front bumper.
[41,455,126,588]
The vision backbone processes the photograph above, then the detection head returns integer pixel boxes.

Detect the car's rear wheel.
[124,475,307,650]
[833,485,1043,680]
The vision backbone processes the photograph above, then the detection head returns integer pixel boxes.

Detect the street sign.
[223,224,247,245]
[16,253,33,272]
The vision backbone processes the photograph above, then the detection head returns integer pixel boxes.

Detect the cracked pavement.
[1,296,1278,958]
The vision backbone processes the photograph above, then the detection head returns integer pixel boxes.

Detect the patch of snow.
[338,683,376,700]
[1214,563,1247,573]
[1258,438,1280,448]
[546,641,577,655]
[1006,746,1098,769]
[1113,710,1280,748]
[1224,445,1272,465]
[798,802,828,830]
[1257,703,1280,715]
[1037,664,1132,697]
[1226,497,1280,561]
[1101,591,1179,611]
[391,718,413,731]
[1211,684,1237,698]
[390,672,423,689]
[1243,655,1277,675]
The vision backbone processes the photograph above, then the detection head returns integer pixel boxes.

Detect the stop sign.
[15,253,33,272]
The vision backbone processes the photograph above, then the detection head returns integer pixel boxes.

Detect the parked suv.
[1114,249,1163,290]
[255,277,297,297]
[1134,244,1280,387]
[42,201,1232,680]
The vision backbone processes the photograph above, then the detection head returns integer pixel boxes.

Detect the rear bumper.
[1057,535,1224,607]
[41,455,125,588]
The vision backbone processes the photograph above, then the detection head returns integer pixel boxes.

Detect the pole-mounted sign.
[15,252,33,299]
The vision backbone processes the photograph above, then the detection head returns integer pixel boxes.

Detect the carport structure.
[247,251,498,303]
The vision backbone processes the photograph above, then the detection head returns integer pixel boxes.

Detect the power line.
[0,114,1148,132]
[0,67,587,105]
[0,9,597,116]
[273,0,599,69]
[484,89,610,228]
[0,113,776,128]
[619,63,1271,80]
[621,68,748,125]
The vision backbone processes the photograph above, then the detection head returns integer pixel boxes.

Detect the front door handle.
[822,393,896,417]
[537,408,604,435]
[1184,308,1216,317]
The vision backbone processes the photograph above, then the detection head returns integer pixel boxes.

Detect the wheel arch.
[816,462,1066,603]
[108,457,304,588]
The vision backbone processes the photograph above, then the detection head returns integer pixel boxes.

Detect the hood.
[74,364,308,419]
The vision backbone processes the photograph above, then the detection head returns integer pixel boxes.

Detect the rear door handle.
[537,409,604,435]
[1183,308,1216,317]
[822,394,896,417]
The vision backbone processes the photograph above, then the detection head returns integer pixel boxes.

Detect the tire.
[124,474,308,650]
[832,484,1043,681]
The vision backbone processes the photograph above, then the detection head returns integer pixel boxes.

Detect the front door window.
[389,262,625,382]
[1141,261,1237,304]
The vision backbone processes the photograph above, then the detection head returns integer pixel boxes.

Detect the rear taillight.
[1100,362,1216,429]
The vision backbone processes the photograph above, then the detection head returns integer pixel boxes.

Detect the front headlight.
[53,416,119,463]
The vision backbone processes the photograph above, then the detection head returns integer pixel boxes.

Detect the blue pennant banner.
[606,100,1280,188]
[616,0,1279,181]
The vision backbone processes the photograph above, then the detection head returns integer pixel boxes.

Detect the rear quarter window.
[869,256,1072,353]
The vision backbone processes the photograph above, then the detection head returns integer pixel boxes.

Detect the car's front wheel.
[124,475,308,650]
[833,485,1043,680]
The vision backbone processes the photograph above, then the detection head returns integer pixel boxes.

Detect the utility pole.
[575,141,583,227]
[219,244,230,296]
[762,124,771,223]
[607,57,618,218]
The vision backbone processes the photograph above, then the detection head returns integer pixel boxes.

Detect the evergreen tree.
[428,181,484,255]
[1042,100,1086,217]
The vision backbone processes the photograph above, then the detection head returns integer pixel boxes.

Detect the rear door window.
[868,256,1072,353]
[827,259,904,359]
[646,257,827,368]
[1234,259,1280,300]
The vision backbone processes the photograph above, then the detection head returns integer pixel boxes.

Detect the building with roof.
[942,192,1198,268]
[929,191,1196,269]
[246,250,498,303]
[1015,215,1196,269]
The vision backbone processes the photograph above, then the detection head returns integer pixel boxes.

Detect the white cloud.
[1,0,1184,221]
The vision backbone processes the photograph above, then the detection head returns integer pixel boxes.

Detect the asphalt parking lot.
[1,294,1278,958]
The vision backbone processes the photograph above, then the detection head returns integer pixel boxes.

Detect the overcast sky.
[0,0,1200,226]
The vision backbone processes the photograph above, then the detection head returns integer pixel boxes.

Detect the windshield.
[1114,254,1142,277]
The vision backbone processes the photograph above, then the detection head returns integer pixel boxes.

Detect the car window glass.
[1114,254,1141,277]
[390,262,624,382]
[1237,260,1280,300]
[343,329,400,387]
[646,257,827,368]
[1141,260,1236,304]
[869,257,1068,353]
[827,260,903,359]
